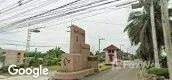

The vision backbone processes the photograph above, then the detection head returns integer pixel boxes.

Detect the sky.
[0,0,171,54]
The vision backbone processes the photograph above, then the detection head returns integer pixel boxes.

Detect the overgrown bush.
[98,57,105,63]
[88,56,98,61]
[18,64,25,68]
[0,66,8,73]
[147,68,169,79]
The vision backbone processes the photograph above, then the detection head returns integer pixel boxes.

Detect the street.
[81,68,139,80]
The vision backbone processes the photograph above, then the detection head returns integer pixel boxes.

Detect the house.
[103,45,134,66]
[2,49,24,66]
[103,45,121,64]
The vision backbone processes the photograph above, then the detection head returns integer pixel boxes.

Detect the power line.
[0,0,83,31]
[42,4,131,28]
[0,35,70,46]
[0,0,60,23]
[79,20,127,26]
[1,3,131,34]
[43,5,131,28]
[0,0,121,32]
[0,0,136,33]
[27,0,116,19]
[0,38,26,43]
[0,0,8,5]
[0,0,43,18]
[0,0,36,14]
[32,1,132,28]
[0,41,70,47]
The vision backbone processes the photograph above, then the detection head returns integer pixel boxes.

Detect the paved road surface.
[1,68,139,80]
[81,68,139,80]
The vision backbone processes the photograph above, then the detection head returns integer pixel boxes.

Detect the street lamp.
[98,38,105,53]
[26,28,42,52]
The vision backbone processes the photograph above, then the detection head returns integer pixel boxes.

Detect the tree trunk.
[160,0,172,79]
[150,0,160,68]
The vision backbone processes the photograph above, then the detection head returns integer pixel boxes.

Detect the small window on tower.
[112,50,114,53]
[108,50,111,53]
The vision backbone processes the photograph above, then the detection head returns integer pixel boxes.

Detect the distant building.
[103,45,121,64]
[103,45,134,65]
[2,49,24,66]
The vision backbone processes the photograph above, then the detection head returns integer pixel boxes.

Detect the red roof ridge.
[103,44,120,50]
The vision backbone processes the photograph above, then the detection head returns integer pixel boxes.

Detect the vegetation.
[124,0,172,62]
[90,51,105,63]
[25,47,65,67]
[147,68,169,79]
[98,63,112,71]
[0,66,8,73]
[124,8,163,61]
[124,0,172,79]
[46,65,61,71]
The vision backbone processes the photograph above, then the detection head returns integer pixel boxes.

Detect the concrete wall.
[70,25,85,54]
[4,50,24,66]
[60,25,98,73]
[61,54,83,72]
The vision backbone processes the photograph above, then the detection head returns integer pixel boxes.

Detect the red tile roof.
[103,44,120,51]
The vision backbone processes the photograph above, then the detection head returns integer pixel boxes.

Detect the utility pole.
[26,28,31,52]
[160,0,172,79]
[98,38,105,53]
[150,0,160,68]
[25,27,42,52]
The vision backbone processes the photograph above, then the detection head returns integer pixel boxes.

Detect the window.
[112,50,114,53]
[108,50,111,53]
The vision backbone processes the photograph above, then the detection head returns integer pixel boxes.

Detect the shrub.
[99,64,112,71]
[98,57,105,63]
[88,56,98,61]
[18,64,25,68]
[147,68,169,79]
[0,66,8,73]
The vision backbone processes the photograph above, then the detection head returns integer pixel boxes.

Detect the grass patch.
[45,65,60,71]
[98,63,112,71]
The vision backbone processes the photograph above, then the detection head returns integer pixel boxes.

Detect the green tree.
[46,47,65,58]
[124,0,166,61]
[45,47,65,66]
[90,52,94,56]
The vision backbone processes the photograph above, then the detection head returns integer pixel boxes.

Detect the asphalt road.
[81,68,140,80]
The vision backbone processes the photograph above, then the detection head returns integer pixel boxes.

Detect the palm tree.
[124,0,164,63]
[124,0,172,64]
